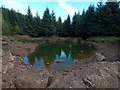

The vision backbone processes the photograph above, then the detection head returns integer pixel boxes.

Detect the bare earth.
[1,36,120,89]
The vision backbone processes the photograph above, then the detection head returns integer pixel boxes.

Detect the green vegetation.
[14,37,48,43]
[87,36,120,43]
[15,37,33,43]
[1,1,120,39]
[4,35,48,43]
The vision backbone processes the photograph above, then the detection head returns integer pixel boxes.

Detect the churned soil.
[1,36,120,89]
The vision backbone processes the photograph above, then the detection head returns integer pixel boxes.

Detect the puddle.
[23,43,95,69]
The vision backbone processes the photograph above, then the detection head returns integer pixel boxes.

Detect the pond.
[23,42,95,69]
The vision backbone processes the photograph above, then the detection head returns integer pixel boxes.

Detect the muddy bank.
[7,35,83,43]
[1,36,120,88]
[2,36,38,58]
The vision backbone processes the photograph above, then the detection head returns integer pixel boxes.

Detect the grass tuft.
[87,36,120,43]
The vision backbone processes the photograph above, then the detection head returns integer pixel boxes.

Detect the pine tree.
[33,13,42,37]
[2,19,11,35]
[62,15,71,37]
[1,2,120,38]
[50,10,57,35]
[96,1,120,36]
[41,8,54,36]
[26,6,34,36]
[82,5,96,38]
[57,16,63,36]
[105,1,120,36]
[72,12,81,37]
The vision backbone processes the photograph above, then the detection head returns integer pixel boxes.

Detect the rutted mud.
[2,36,120,88]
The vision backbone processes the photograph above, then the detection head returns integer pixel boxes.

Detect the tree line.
[1,1,120,38]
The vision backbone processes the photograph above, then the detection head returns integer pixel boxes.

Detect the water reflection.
[34,57,45,68]
[23,43,95,69]
[50,50,74,70]
[23,56,30,65]
[55,50,73,64]
[23,50,74,68]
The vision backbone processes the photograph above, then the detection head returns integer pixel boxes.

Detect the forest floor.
[1,35,120,89]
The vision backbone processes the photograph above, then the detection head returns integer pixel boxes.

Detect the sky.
[0,0,118,21]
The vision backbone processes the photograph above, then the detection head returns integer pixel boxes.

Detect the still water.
[23,43,95,69]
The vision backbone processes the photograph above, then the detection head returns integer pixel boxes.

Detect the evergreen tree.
[105,1,120,36]
[33,13,42,37]
[57,16,63,36]
[2,19,11,35]
[1,1,120,38]
[62,15,71,37]
[96,1,120,36]
[41,8,53,36]
[82,5,96,38]
[26,6,34,35]
[19,14,27,35]
[72,12,81,37]
[50,10,57,35]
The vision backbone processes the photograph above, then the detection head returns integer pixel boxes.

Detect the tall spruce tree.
[51,10,57,35]
[57,16,63,36]
[82,5,96,38]
[26,6,34,35]
[72,12,82,37]
[41,7,53,36]
[105,1,120,36]
[62,15,71,37]
[33,13,42,37]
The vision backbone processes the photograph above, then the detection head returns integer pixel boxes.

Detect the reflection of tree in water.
[23,56,30,64]
[33,57,45,68]
[23,43,95,68]
[55,50,73,64]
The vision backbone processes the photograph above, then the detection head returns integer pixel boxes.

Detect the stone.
[54,60,64,63]
[83,77,95,88]
[15,57,23,65]
[65,69,69,72]
[63,72,67,75]
[74,60,79,64]
[2,42,9,46]
[46,62,50,65]
[10,85,15,88]
[95,53,106,61]
[47,76,54,87]
[8,52,15,62]
[72,67,75,70]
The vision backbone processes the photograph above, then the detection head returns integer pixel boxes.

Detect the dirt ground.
[1,36,120,89]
